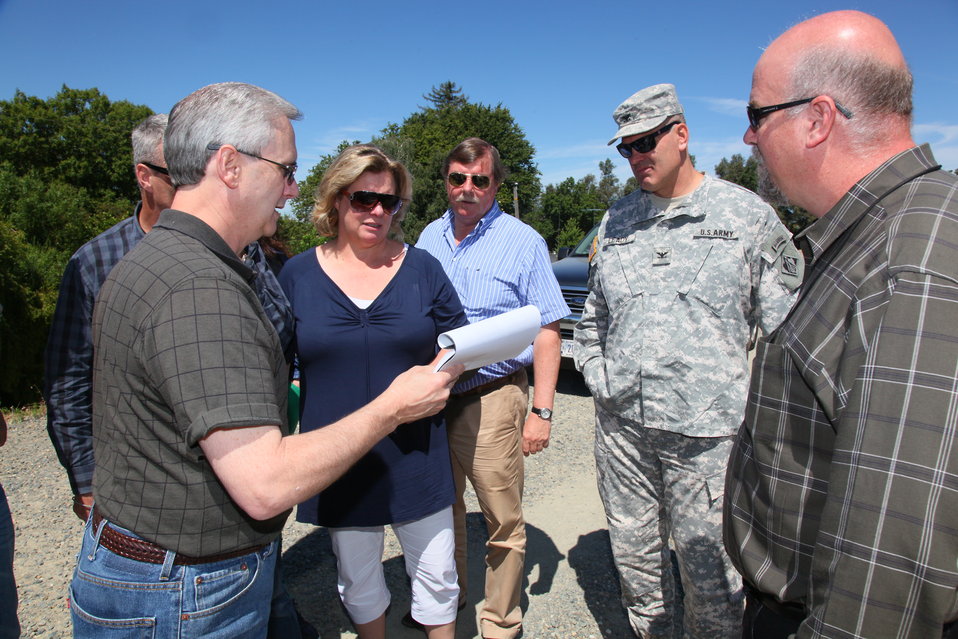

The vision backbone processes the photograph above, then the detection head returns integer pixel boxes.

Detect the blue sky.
[1,0,955,190]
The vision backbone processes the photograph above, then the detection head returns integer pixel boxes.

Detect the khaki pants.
[445,369,528,639]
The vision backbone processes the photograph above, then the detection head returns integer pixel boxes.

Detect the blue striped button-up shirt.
[417,202,569,392]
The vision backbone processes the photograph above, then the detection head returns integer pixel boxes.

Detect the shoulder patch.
[761,230,804,292]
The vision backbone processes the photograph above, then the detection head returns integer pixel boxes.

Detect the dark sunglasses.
[141,162,169,175]
[206,143,298,185]
[347,190,404,215]
[747,96,853,130]
[447,172,492,189]
[615,121,680,158]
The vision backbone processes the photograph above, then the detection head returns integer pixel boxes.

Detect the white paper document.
[433,305,541,372]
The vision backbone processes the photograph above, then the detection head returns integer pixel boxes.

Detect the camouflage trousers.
[594,404,743,639]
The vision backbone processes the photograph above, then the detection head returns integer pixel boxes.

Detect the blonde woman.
[279,145,466,639]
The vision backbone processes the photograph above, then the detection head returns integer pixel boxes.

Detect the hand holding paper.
[433,305,541,372]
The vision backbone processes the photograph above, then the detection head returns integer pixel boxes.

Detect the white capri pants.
[329,505,459,626]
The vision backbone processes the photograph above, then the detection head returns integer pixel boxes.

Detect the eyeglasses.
[206,143,298,184]
[447,172,492,189]
[141,162,169,175]
[347,190,405,216]
[615,121,680,158]
[746,96,854,130]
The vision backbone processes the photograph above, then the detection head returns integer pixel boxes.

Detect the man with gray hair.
[575,84,801,637]
[68,82,462,636]
[725,11,958,638]
[46,113,174,522]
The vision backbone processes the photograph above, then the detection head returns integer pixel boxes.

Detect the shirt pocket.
[683,238,745,319]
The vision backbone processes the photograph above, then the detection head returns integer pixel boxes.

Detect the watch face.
[535,407,552,420]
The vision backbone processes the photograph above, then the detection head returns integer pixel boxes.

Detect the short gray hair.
[165,82,302,186]
[131,113,168,167]
[786,45,912,152]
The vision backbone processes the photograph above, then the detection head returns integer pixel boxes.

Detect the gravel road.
[1,370,632,638]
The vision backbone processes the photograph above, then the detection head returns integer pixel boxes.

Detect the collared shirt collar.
[441,201,504,245]
[796,144,940,268]
[153,210,254,282]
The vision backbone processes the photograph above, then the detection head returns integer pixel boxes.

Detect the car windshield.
[569,224,600,257]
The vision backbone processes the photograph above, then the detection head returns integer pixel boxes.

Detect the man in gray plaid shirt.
[69,82,462,637]
[725,10,958,639]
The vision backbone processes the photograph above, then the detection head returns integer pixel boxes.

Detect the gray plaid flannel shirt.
[725,144,958,638]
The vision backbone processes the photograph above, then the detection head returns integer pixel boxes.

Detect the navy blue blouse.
[279,246,467,527]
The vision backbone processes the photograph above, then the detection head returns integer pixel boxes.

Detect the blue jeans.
[0,482,19,639]
[70,515,277,638]
[267,544,301,639]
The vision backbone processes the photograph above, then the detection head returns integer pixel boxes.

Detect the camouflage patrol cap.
[608,84,684,145]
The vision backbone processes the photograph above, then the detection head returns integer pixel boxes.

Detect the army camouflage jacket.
[574,174,802,436]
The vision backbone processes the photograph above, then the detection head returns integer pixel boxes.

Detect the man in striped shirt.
[417,138,569,639]
[725,10,958,638]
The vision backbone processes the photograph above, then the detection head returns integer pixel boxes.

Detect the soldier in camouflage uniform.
[574,84,802,638]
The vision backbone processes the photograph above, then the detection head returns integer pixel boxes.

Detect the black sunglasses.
[347,190,404,216]
[447,172,492,189]
[141,162,169,176]
[747,96,854,130]
[206,143,298,184]
[615,121,680,158]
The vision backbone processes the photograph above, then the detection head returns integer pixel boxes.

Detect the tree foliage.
[287,83,540,245]
[0,87,153,405]
[0,86,152,201]
[714,153,758,194]
[537,160,627,249]
[385,83,540,242]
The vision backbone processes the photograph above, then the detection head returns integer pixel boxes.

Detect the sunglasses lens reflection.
[448,173,491,189]
[350,191,402,214]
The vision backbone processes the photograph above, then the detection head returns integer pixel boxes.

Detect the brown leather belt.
[92,508,266,566]
[453,369,524,399]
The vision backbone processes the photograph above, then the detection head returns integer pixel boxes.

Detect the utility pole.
[512,182,520,218]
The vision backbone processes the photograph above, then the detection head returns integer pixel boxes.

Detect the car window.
[569,224,600,257]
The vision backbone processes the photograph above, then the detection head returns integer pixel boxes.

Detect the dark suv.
[552,224,599,360]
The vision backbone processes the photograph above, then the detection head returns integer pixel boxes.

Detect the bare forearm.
[203,361,462,520]
[273,399,400,508]
[523,323,560,455]
[531,322,561,407]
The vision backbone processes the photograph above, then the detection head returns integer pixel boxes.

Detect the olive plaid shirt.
[725,144,958,638]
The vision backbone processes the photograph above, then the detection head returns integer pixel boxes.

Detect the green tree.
[596,158,622,208]
[714,153,758,193]
[0,87,153,405]
[0,218,54,405]
[539,173,606,249]
[422,81,468,110]
[288,84,540,245]
[384,83,540,242]
[0,86,152,201]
